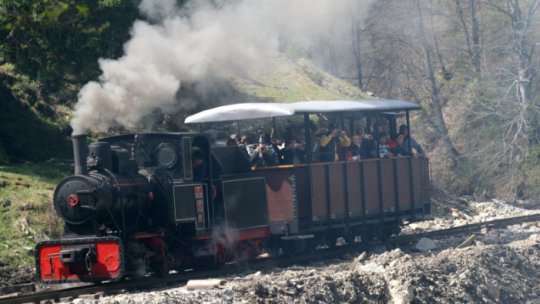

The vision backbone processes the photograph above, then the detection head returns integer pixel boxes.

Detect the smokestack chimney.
[72,135,88,175]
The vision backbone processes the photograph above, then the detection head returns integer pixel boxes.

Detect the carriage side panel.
[396,158,412,211]
[346,162,362,217]
[310,165,328,223]
[380,159,396,212]
[263,170,294,221]
[328,163,346,220]
[362,161,380,216]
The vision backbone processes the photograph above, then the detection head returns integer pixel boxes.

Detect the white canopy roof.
[184,99,421,124]
[289,99,420,113]
[184,103,294,124]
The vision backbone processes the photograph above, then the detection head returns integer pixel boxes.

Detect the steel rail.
[2,213,539,304]
[393,213,540,244]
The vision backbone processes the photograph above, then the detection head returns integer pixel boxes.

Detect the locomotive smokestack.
[72,135,88,175]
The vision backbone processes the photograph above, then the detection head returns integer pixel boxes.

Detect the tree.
[414,0,460,161]
[0,0,139,97]
[484,0,539,159]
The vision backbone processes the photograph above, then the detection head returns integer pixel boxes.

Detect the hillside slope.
[229,56,370,102]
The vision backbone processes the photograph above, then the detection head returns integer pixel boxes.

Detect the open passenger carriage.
[185,99,431,252]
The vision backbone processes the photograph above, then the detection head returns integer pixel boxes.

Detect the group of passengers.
[226,127,304,167]
[225,122,423,167]
[316,123,424,163]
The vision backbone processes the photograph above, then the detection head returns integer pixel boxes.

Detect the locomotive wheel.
[380,225,401,240]
[281,239,315,256]
[344,234,356,244]
[282,243,302,256]
[360,229,377,244]
[322,232,338,248]
[191,256,220,271]
[151,261,169,277]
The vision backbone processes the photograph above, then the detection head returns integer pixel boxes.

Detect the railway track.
[2,213,539,304]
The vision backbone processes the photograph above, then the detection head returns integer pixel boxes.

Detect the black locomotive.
[36,100,431,283]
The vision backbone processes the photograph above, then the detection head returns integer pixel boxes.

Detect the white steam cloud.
[71,0,371,135]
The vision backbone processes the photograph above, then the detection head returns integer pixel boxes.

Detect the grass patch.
[231,55,369,102]
[0,162,70,267]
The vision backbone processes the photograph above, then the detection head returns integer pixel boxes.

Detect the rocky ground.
[62,193,540,304]
[0,266,34,287]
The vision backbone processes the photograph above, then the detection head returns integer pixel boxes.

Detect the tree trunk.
[351,22,364,91]
[470,0,481,77]
[485,0,539,159]
[455,0,482,78]
[415,0,459,159]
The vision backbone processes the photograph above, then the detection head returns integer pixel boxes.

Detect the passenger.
[242,132,278,168]
[239,134,258,163]
[360,133,378,159]
[318,123,351,162]
[387,136,398,155]
[261,133,279,166]
[282,126,295,146]
[191,147,207,182]
[373,124,386,140]
[349,135,362,161]
[226,134,239,146]
[396,124,424,156]
[378,132,394,158]
[270,127,278,143]
[311,130,324,163]
[356,125,371,140]
[280,139,306,165]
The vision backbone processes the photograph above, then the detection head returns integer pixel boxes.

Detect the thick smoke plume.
[71,0,371,135]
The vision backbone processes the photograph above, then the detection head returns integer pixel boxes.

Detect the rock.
[389,280,413,304]
[486,283,500,301]
[354,252,367,263]
[186,279,225,290]
[415,237,437,251]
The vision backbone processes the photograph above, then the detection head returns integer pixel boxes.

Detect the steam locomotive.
[36,100,431,283]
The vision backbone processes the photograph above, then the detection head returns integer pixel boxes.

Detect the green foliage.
[307,69,325,86]
[0,0,139,94]
[448,157,491,197]
[0,81,71,162]
[0,139,9,165]
[519,145,540,198]
[0,0,140,163]
[0,162,69,266]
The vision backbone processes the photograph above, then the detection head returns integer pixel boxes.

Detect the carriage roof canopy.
[184,103,294,124]
[184,99,421,124]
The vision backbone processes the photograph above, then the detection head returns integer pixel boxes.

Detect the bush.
[0,83,70,163]
[519,145,540,198]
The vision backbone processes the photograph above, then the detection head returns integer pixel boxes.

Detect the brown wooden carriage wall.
[257,156,430,236]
